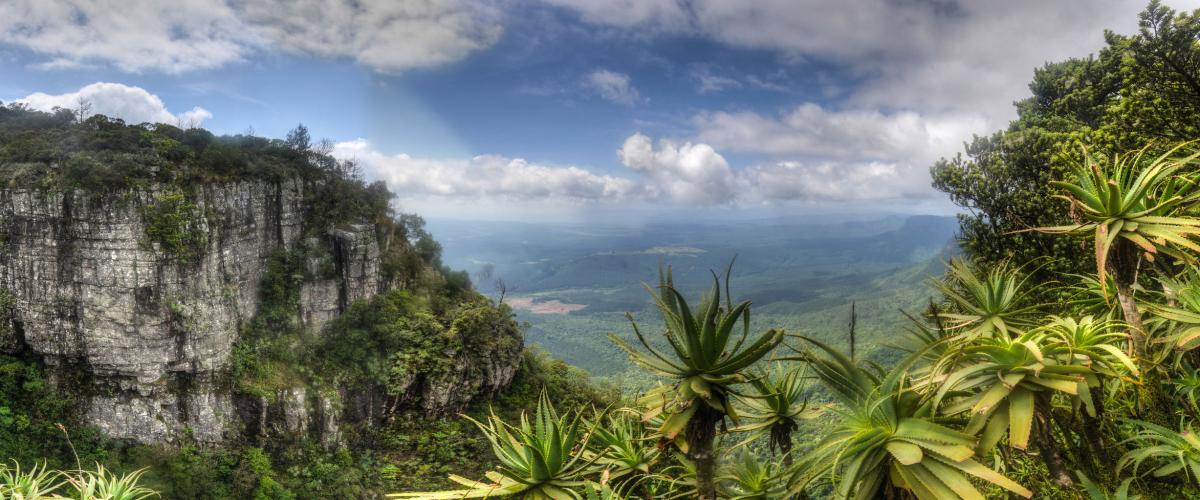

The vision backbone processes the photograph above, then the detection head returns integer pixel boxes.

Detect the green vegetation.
[792,338,1031,499]
[0,346,612,498]
[398,5,1200,498]
[931,0,1200,287]
[396,394,596,499]
[0,107,347,190]
[0,91,608,498]
[613,268,783,499]
[14,2,1200,499]
[140,189,207,261]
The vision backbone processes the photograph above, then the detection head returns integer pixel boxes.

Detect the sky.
[3,0,1198,222]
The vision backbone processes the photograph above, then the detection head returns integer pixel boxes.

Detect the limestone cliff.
[0,181,521,444]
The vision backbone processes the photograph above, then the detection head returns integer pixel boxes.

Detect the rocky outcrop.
[0,181,520,445]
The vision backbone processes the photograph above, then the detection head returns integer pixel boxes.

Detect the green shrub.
[140,190,207,262]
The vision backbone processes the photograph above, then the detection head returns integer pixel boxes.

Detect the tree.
[610,267,783,499]
[1116,1,1200,143]
[73,97,91,124]
[1038,143,1200,361]
[932,2,1200,284]
[286,123,311,152]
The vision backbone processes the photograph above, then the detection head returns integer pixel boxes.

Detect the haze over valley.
[433,215,958,379]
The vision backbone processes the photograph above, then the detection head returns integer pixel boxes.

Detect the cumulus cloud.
[332,134,941,209]
[693,104,986,167]
[333,139,639,203]
[0,0,501,73]
[16,82,212,126]
[585,69,643,105]
[617,133,735,205]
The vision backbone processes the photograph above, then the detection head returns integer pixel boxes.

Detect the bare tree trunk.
[687,404,722,500]
[1034,393,1074,489]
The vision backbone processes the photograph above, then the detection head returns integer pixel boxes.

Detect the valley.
[431,215,959,382]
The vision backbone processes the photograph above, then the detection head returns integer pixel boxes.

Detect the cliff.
[0,180,522,444]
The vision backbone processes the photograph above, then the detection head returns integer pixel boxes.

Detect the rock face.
[0,181,519,445]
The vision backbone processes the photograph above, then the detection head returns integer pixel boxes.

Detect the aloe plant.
[611,266,783,499]
[1174,365,1200,415]
[1075,471,1139,500]
[717,451,788,500]
[1144,270,1200,351]
[1064,274,1121,319]
[789,337,1031,499]
[1040,142,1200,358]
[0,461,64,499]
[931,328,1095,487]
[1041,316,1137,382]
[392,394,597,499]
[731,364,820,463]
[584,409,660,492]
[1119,420,1200,483]
[67,464,157,500]
[1040,315,1138,460]
[931,259,1042,339]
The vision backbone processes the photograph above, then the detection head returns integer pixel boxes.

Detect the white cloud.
[16,82,212,126]
[690,65,742,94]
[693,104,986,167]
[544,0,1200,125]
[585,69,643,105]
[617,133,735,205]
[235,0,503,73]
[685,104,981,203]
[739,161,934,202]
[332,134,943,211]
[0,0,501,73]
[541,0,689,30]
[0,1,256,73]
[333,139,639,203]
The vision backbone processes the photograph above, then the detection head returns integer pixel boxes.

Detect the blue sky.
[1,0,1190,221]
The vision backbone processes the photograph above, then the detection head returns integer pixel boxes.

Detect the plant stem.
[686,403,722,500]
[1034,393,1074,489]
[1111,240,1146,359]
[1077,385,1110,466]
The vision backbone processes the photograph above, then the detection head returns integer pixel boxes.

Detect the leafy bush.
[140,190,207,261]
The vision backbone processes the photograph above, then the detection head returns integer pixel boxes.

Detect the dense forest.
[9,1,1200,499]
